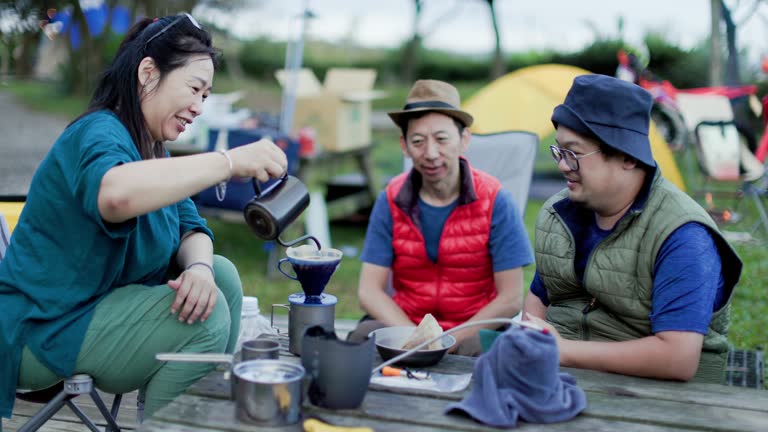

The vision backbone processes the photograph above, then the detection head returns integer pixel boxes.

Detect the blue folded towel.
[445,326,587,428]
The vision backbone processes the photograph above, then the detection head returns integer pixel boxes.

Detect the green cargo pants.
[17,255,242,419]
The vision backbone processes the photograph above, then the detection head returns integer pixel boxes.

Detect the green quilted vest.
[536,172,742,383]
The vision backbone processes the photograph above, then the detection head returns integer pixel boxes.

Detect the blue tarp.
[52,4,132,50]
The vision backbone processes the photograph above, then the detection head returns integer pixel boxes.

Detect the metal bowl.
[369,326,456,368]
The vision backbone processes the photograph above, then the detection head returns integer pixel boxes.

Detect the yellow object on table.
[0,201,25,233]
[303,418,373,432]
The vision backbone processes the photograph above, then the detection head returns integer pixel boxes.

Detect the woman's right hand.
[226,138,288,182]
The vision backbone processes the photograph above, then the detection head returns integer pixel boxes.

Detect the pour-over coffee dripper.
[277,245,343,301]
[272,245,343,355]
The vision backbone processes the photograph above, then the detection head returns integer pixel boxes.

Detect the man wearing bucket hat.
[347,80,533,355]
[524,74,742,383]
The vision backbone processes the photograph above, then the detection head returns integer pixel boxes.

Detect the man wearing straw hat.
[524,74,742,383]
[347,80,533,356]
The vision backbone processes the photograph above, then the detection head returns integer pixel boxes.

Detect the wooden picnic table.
[139,334,768,432]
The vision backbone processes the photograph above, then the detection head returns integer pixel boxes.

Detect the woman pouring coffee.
[0,13,287,420]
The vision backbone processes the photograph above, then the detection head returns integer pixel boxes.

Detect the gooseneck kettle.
[243,174,321,249]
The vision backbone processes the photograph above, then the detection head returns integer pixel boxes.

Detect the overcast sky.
[199,0,768,66]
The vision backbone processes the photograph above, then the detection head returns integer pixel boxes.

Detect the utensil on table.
[373,366,472,393]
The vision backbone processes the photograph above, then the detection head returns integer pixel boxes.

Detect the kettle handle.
[252,173,289,199]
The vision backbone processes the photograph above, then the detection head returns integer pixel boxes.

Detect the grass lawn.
[5,78,767,385]
[217,128,767,359]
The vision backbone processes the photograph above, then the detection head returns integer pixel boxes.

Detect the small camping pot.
[243,175,310,241]
[231,360,305,426]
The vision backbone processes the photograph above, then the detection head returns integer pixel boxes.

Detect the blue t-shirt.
[0,110,213,417]
[529,221,724,335]
[361,189,534,271]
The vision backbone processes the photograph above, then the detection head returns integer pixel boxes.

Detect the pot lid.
[288,292,337,306]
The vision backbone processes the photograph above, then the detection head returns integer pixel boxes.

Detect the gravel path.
[0,91,68,196]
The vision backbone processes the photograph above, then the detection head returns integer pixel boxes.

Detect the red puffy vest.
[386,161,500,330]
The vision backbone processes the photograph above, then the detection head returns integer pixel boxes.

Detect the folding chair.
[404,130,539,215]
[0,211,124,431]
[675,94,768,236]
[15,376,123,432]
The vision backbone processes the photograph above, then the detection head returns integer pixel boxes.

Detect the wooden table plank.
[140,420,213,432]
[567,368,768,413]
[4,415,112,432]
[188,352,768,412]
[150,394,301,432]
[183,363,768,432]
[581,392,768,432]
[143,393,698,432]
[144,336,768,432]
[354,388,768,432]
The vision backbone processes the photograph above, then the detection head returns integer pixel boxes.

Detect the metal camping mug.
[243,175,310,242]
[271,300,336,356]
[241,338,281,361]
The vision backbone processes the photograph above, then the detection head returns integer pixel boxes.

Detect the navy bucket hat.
[552,74,656,168]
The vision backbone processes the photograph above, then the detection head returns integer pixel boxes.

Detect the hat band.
[403,100,457,110]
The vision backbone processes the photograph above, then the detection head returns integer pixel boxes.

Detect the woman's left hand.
[168,267,218,324]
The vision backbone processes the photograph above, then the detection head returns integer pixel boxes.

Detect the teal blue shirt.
[0,110,213,417]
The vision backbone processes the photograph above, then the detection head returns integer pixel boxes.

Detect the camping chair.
[675,93,768,235]
[403,130,539,215]
[0,211,124,432]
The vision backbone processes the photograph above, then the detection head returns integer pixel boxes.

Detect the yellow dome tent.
[0,201,24,233]
[463,64,685,190]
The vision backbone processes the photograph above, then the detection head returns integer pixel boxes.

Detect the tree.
[400,0,463,82]
[0,1,44,80]
[401,0,424,83]
[40,0,254,95]
[710,0,723,86]
[709,0,766,86]
[483,0,505,79]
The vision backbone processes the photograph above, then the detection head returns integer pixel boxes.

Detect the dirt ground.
[0,91,68,196]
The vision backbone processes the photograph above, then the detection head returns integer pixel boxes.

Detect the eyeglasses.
[549,146,601,171]
[144,13,202,50]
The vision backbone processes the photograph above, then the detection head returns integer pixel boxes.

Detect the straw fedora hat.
[388,80,474,129]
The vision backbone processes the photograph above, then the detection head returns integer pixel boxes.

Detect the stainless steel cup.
[241,339,280,361]
[271,293,337,355]
[232,360,305,426]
